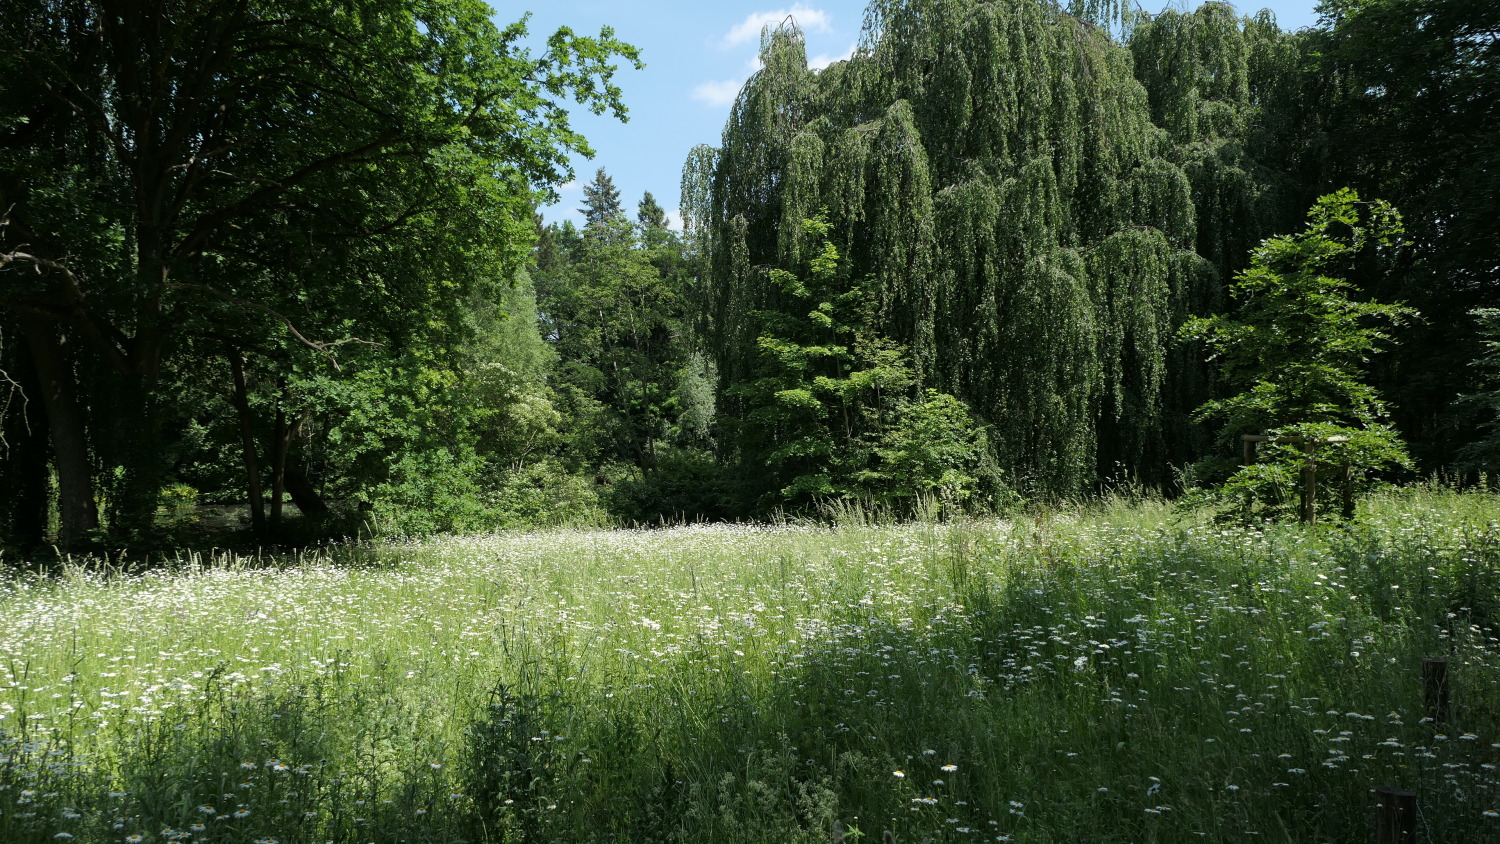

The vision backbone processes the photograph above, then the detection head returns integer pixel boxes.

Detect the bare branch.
[0,325,31,456]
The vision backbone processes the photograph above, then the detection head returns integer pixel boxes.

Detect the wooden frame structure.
[1241,433,1354,523]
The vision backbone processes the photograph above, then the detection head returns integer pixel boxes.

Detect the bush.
[480,459,612,529]
[608,447,733,524]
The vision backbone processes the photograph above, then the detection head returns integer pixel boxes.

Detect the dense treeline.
[0,0,641,548]
[1,0,1496,551]
[681,0,1497,507]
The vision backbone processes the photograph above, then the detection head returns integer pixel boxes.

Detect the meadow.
[1,489,1498,843]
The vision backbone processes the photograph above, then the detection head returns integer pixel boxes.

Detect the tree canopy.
[4,0,1498,548]
[0,0,640,548]
[686,0,1219,496]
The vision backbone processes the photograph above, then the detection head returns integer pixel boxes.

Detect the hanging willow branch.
[691,0,1295,495]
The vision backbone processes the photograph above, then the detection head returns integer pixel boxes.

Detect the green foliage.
[1314,0,1500,297]
[10,0,1500,541]
[1298,0,1500,468]
[671,352,719,443]
[690,0,1213,497]
[529,176,720,524]
[608,447,732,525]
[1201,421,1412,521]
[1126,2,1312,469]
[479,459,611,530]
[0,0,640,548]
[637,190,671,232]
[859,389,1000,509]
[1185,189,1412,431]
[732,216,994,513]
[367,447,489,536]
[1454,308,1500,475]
[1183,189,1416,517]
[580,166,625,228]
[155,483,200,516]
[534,208,687,470]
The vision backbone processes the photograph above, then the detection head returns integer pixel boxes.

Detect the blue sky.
[514,0,1323,230]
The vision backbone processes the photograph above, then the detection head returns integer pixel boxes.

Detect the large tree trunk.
[225,345,267,536]
[107,369,166,547]
[105,267,169,547]
[0,328,52,548]
[19,315,99,550]
[284,466,329,519]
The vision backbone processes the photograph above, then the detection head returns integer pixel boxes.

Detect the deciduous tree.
[1183,189,1415,516]
[0,0,639,548]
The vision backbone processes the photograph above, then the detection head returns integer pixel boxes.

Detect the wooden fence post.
[1341,461,1355,520]
[1374,786,1417,843]
[1423,658,1450,724]
[1301,444,1318,524]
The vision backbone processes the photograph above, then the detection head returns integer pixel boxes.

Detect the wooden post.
[1341,461,1355,521]
[1301,440,1318,525]
[1373,786,1417,843]
[1242,435,1267,520]
[1240,434,1268,465]
[1423,658,1449,724]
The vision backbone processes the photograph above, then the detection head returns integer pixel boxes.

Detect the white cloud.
[808,43,855,71]
[556,180,579,193]
[666,210,685,232]
[692,79,744,107]
[722,4,833,48]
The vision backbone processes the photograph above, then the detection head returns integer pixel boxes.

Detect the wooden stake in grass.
[1423,658,1450,724]
[1341,461,1355,520]
[1302,448,1318,524]
[1374,786,1417,843]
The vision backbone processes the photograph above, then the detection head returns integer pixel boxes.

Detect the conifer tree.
[637,191,670,230]
[580,167,624,228]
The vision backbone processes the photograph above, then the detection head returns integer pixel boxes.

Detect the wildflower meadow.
[2,488,1498,842]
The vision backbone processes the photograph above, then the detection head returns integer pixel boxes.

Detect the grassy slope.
[1,489,1498,842]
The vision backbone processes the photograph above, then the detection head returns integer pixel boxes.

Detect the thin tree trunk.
[225,344,266,535]
[19,315,98,549]
[106,243,171,547]
[267,405,302,532]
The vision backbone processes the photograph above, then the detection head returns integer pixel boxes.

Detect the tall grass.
[1,488,1497,842]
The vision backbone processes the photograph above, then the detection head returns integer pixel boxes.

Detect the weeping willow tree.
[686,0,1254,497]
[1125,1,1309,465]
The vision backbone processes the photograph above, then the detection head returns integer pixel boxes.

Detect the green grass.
[1,487,1498,842]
